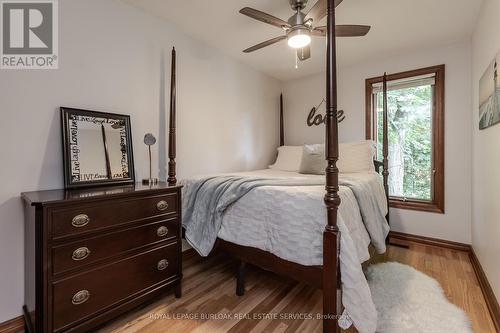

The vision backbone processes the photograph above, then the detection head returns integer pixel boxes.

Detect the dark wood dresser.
[21,183,182,333]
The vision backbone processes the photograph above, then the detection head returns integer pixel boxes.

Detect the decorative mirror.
[61,107,135,189]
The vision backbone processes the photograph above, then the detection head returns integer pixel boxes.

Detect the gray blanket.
[182,176,324,256]
[182,175,388,256]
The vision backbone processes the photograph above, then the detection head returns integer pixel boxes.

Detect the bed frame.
[166,1,389,331]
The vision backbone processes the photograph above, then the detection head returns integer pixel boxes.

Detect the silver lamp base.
[142,178,159,185]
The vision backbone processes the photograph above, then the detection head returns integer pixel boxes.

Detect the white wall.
[0,0,281,322]
[283,41,472,244]
[471,0,500,306]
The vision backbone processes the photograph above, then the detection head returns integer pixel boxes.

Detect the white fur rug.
[365,262,472,333]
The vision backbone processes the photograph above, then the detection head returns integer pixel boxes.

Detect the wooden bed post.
[382,73,390,225]
[168,47,177,186]
[280,93,284,146]
[323,0,341,332]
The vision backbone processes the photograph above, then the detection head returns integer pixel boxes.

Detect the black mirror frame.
[60,107,136,189]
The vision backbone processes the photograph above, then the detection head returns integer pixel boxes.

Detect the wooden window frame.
[365,65,445,214]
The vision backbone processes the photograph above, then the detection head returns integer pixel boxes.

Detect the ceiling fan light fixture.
[287,28,311,48]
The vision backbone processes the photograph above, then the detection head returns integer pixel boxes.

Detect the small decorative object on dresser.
[22,183,182,333]
[142,133,159,186]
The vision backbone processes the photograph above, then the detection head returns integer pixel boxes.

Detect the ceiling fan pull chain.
[295,53,299,69]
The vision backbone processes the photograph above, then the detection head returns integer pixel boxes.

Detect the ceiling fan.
[240,0,370,61]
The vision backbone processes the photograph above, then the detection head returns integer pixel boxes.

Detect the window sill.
[389,198,444,214]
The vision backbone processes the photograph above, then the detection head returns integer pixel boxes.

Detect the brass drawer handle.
[72,290,90,305]
[156,200,169,211]
[157,226,169,237]
[72,214,90,228]
[157,259,169,271]
[72,247,90,261]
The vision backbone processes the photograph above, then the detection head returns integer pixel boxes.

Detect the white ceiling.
[122,0,482,82]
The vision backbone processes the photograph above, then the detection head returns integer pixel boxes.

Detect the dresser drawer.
[52,243,179,332]
[50,193,178,239]
[52,218,179,275]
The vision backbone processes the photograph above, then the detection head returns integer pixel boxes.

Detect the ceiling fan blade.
[297,45,311,61]
[243,36,287,53]
[240,7,291,29]
[311,27,326,37]
[305,0,343,24]
[335,25,371,37]
[313,25,371,37]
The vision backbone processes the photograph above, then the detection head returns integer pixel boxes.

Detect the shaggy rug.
[365,262,472,333]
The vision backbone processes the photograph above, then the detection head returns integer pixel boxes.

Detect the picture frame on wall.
[479,51,500,130]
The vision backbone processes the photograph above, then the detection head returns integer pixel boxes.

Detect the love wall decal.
[306,98,346,127]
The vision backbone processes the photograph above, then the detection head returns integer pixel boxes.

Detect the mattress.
[217,169,375,266]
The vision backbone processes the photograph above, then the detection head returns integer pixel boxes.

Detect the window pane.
[375,85,433,201]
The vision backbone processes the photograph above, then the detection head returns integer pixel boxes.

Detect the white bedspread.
[180,169,389,333]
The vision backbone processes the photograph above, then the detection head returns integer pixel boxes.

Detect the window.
[365,65,444,213]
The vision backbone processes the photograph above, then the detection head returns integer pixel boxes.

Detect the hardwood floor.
[97,240,497,333]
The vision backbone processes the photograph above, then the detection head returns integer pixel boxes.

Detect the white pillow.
[299,144,325,175]
[269,146,303,172]
[338,140,375,173]
[295,140,375,174]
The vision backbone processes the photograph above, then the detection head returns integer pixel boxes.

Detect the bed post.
[280,93,284,146]
[382,73,389,225]
[323,0,341,332]
[168,47,177,186]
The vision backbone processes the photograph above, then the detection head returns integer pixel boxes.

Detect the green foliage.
[376,85,432,200]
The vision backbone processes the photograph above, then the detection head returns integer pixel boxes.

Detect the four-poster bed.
[166,1,390,331]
